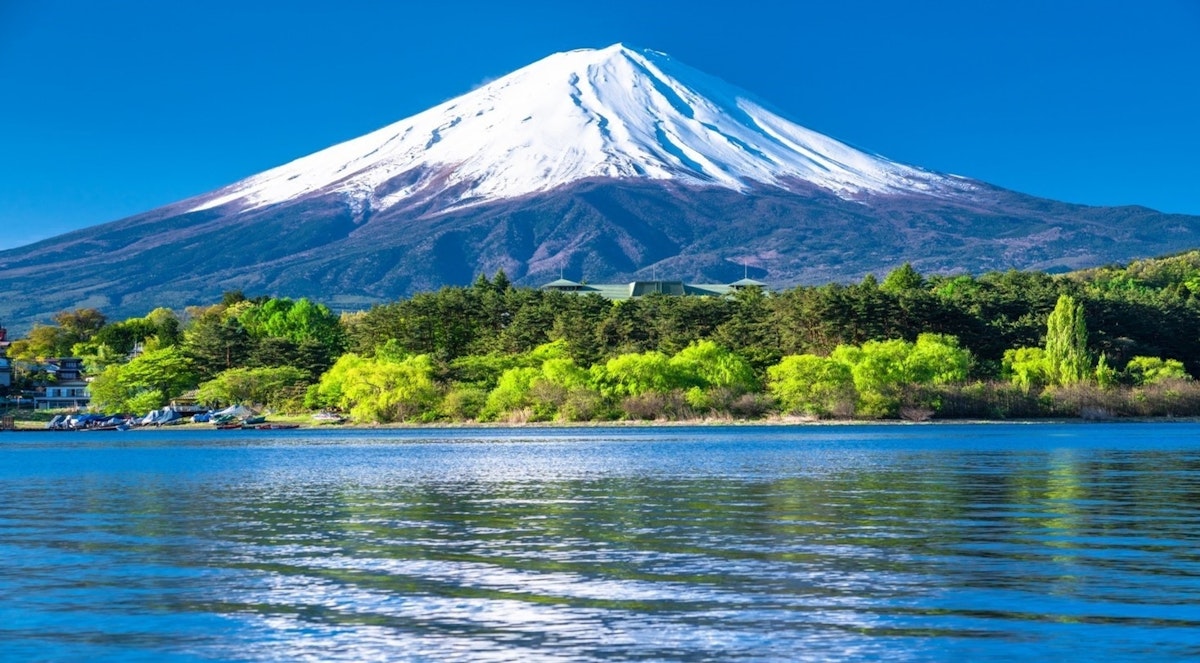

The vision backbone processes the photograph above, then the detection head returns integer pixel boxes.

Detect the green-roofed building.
[541,278,586,291]
[541,278,766,301]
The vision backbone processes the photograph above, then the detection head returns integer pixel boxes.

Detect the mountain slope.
[1,44,1197,330]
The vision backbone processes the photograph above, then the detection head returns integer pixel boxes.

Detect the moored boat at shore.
[312,411,347,424]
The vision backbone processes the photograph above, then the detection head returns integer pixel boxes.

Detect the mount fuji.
[2,44,1198,328]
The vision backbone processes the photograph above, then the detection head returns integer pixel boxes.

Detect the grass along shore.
[7,396,1200,432]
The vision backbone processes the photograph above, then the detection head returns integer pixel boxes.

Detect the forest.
[7,250,1200,423]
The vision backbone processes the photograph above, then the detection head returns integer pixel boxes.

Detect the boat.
[214,421,243,430]
[242,415,267,425]
[140,407,183,426]
[248,423,299,430]
[80,423,129,432]
[312,411,347,424]
[211,404,255,420]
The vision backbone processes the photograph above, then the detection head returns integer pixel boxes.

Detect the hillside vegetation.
[8,251,1200,422]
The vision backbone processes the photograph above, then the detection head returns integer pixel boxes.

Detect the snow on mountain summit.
[192,44,970,215]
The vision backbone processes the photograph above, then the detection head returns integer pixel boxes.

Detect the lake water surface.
[1,423,1198,661]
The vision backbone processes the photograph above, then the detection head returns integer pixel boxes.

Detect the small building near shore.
[170,390,208,415]
[0,325,11,390]
[34,358,90,409]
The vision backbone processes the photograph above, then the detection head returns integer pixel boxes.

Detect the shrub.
[620,390,691,421]
[1125,356,1191,386]
[730,392,774,419]
[1002,347,1053,393]
[915,382,1046,419]
[440,385,489,420]
[1044,383,1129,418]
[196,366,309,409]
[559,386,606,422]
[1130,379,1200,416]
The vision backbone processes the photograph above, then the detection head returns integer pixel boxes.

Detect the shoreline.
[7,415,1200,432]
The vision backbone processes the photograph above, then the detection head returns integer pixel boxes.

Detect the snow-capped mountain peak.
[191,44,969,215]
[8,45,1198,334]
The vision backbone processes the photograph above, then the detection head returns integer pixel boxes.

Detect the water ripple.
[1,423,1198,660]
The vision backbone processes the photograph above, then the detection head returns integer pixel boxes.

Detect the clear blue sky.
[2,0,1198,250]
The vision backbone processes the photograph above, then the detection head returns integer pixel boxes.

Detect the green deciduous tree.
[476,344,595,421]
[1002,347,1053,393]
[54,308,107,343]
[86,365,135,413]
[1095,353,1119,389]
[905,333,972,385]
[1045,294,1091,385]
[767,354,857,417]
[87,346,197,412]
[72,308,185,373]
[540,357,589,389]
[238,297,344,349]
[311,351,438,423]
[1124,356,1191,386]
[668,340,759,394]
[822,334,973,417]
[593,351,684,398]
[118,346,196,402]
[832,339,912,417]
[196,366,309,410]
[481,366,544,421]
[73,341,127,374]
[7,308,106,360]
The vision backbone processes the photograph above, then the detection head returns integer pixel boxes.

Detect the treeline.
[7,250,1200,422]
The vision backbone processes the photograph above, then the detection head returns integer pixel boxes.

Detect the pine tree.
[881,263,925,293]
[492,269,512,291]
[1045,294,1091,385]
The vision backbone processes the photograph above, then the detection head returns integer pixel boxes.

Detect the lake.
[0,423,1198,661]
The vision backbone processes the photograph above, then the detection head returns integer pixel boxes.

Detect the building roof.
[729,278,767,287]
[540,278,583,288]
[539,278,755,301]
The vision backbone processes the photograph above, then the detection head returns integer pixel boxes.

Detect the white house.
[34,357,90,409]
[0,325,11,390]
